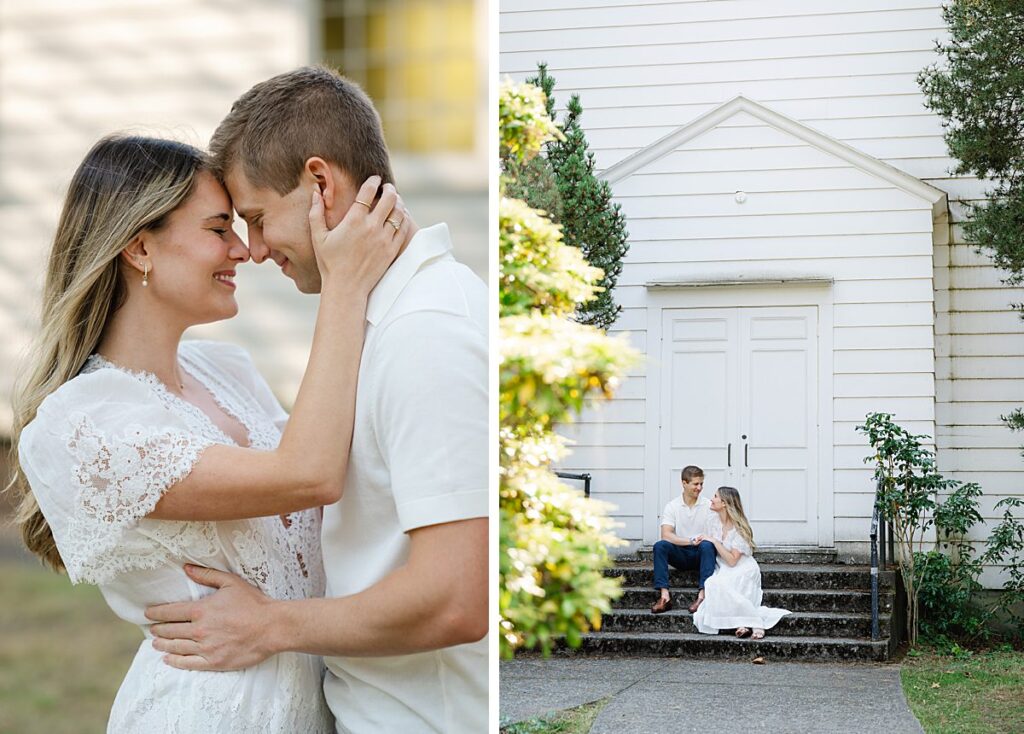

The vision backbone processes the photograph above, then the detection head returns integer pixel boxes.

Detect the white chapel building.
[500,0,1024,582]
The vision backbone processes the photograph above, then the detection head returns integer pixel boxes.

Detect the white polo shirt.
[660,495,712,541]
[320,223,488,734]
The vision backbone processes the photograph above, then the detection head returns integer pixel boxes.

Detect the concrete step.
[616,586,892,614]
[607,563,894,591]
[563,631,890,662]
[601,608,890,638]
[633,546,839,565]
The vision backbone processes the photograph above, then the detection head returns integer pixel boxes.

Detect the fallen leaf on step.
[931,682,941,689]
[752,657,766,665]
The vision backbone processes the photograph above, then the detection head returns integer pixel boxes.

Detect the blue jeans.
[652,539,717,591]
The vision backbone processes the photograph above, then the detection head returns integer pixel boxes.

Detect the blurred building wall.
[0,0,488,431]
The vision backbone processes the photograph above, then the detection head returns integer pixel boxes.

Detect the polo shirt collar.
[681,496,709,511]
[365,223,452,326]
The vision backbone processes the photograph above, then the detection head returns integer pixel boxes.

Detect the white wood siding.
[502,1,1024,573]
[0,0,308,431]
[0,0,488,431]
[554,117,938,550]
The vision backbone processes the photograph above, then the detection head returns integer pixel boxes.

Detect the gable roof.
[600,95,947,219]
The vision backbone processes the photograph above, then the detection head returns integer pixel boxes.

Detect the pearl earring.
[142,263,149,287]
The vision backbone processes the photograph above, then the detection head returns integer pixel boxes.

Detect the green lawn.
[902,648,1024,734]
[0,559,141,734]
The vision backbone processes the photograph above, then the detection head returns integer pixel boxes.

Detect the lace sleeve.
[20,374,214,585]
[725,529,752,557]
[702,513,724,541]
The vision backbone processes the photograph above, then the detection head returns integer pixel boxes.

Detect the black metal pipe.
[869,477,882,641]
[555,471,592,499]
[879,514,887,569]
[870,513,880,641]
[888,520,895,569]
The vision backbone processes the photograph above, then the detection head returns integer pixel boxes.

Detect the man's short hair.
[209,65,394,194]
[681,466,704,483]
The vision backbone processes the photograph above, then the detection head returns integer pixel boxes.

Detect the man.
[145,66,488,733]
[651,465,716,615]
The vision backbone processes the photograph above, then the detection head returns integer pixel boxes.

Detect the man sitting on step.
[651,465,717,614]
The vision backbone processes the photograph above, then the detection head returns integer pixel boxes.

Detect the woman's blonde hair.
[717,486,756,552]
[6,135,207,571]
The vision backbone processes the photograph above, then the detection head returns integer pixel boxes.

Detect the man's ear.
[120,233,150,274]
[305,156,337,209]
[305,157,359,229]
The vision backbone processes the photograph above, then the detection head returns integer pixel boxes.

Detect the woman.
[8,135,406,732]
[692,487,790,639]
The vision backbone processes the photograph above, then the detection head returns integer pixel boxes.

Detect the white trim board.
[647,277,834,289]
[601,95,948,222]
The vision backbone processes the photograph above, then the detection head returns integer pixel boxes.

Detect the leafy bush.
[915,551,984,640]
[860,413,1024,644]
[918,482,986,640]
[980,497,1024,636]
[498,79,639,658]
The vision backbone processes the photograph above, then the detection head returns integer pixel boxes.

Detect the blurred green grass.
[0,556,141,734]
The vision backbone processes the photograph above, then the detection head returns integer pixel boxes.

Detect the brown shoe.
[688,595,704,613]
[651,594,674,614]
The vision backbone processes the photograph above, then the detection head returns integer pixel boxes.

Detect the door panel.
[739,307,818,545]
[659,310,736,522]
[748,349,808,446]
[657,306,819,546]
[669,350,729,448]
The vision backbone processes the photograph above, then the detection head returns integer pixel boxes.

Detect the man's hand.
[660,525,692,547]
[145,565,278,671]
[309,176,407,294]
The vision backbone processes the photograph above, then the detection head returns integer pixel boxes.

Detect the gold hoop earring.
[142,263,149,287]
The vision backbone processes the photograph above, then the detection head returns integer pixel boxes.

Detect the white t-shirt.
[660,495,712,541]
[319,224,488,734]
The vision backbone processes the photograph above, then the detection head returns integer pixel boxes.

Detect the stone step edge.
[629,547,839,561]
[632,545,840,552]
[612,562,883,573]
[616,585,884,595]
[606,609,888,621]
[581,631,889,645]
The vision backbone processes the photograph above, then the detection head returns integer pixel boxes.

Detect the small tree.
[858,413,956,645]
[499,80,639,658]
[918,0,1024,437]
[517,64,630,330]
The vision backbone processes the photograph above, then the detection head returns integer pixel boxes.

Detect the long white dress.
[692,515,790,634]
[18,340,333,733]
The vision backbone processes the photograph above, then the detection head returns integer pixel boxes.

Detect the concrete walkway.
[501,657,924,733]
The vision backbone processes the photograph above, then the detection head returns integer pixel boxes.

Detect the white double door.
[658,306,819,546]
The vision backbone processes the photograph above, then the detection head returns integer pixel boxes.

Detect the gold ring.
[355,199,372,209]
[386,217,401,231]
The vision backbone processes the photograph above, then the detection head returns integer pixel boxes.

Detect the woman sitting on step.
[692,487,790,639]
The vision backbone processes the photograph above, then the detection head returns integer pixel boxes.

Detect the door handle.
[727,443,731,467]
[744,443,748,467]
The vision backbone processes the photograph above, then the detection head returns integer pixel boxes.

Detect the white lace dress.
[18,340,333,733]
[692,515,791,635]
